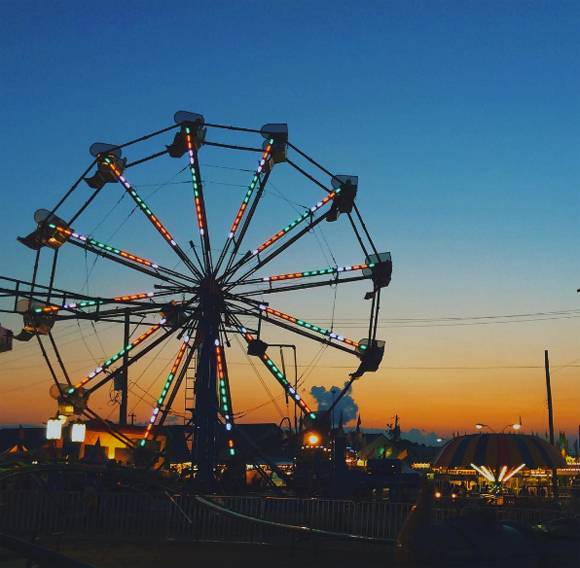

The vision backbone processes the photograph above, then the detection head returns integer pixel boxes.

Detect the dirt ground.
[0,537,394,568]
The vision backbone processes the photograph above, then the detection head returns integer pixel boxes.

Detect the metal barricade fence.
[0,491,563,543]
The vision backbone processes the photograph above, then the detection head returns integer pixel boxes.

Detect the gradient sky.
[1,2,579,439]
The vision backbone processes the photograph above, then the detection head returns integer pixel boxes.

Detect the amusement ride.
[0,111,392,489]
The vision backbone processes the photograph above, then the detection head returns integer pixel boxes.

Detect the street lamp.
[475,421,522,433]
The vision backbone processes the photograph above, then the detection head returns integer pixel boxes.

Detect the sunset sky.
[1,2,579,439]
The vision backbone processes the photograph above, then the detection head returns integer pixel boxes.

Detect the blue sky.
[1,2,579,434]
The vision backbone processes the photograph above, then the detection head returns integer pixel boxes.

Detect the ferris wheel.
[0,111,391,487]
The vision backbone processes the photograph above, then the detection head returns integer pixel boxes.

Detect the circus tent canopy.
[433,433,565,470]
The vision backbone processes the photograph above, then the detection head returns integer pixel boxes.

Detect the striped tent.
[433,433,565,470]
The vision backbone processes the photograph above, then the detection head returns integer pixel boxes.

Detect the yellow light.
[411,462,431,470]
[451,493,457,499]
[306,433,320,446]
[434,491,442,499]
[512,423,521,431]
[498,465,508,482]
[503,463,526,483]
[481,465,496,481]
[470,463,495,483]
[58,403,75,416]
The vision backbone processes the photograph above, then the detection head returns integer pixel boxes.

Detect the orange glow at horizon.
[2,316,579,439]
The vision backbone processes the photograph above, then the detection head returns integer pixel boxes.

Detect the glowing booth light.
[306,433,321,446]
[70,423,87,443]
[46,419,63,440]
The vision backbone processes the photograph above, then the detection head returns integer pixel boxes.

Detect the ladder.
[184,353,197,450]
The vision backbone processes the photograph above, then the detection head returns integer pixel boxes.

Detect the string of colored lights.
[141,339,189,445]
[113,292,155,302]
[258,304,364,351]
[251,187,341,256]
[68,318,166,392]
[33,292,155,314]
[184,126,208,239]
[260,262,373,283]
[228,140,273,239]
[215,338,235,456]
[104,159,179,248]
[237,325,316,419]
[48,224,160,269]
[182,127,214,274]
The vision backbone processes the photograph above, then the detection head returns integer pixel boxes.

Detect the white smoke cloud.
[310,382,359,427]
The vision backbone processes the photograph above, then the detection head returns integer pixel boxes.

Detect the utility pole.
[544,350,555,446]
[119,310,130,425]
[544,349,558,498]
[270,344,298,434]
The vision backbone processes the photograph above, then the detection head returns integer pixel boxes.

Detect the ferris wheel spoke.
[215,337,236,456]
[101,158,201,277]
[229,298,361,356]
[257,304,361,353]
[48,224,197,286]
[243,262,373,286]
[85,318,188,395]
[142,337,191,444]
[224,212,331,291]
[68,317,168,392]
[232,322,316,419]
[238,275,370,297]
[31,290,175,316]
[184,132,213,272]
[0,277,99,312]
[156,336,197,431]
[214,139,275,275]
[54,303,169,322]
[236,261,376,296]
[222,188,341,282]
[246,186,341,256]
